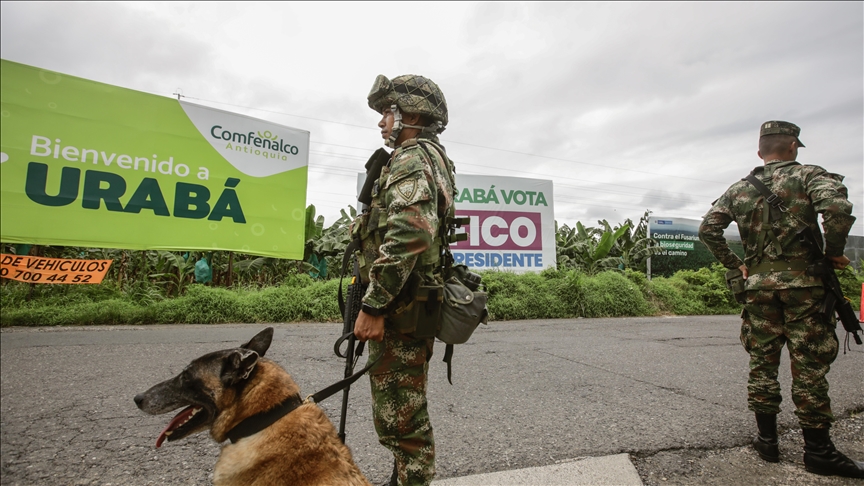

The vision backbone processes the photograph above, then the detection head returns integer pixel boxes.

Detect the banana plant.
[304,204,325,261]
[555,220,632,274]
[610,211,663,272]
[303,205,357,279]
[314,207,355,256]
[148,250,196,296]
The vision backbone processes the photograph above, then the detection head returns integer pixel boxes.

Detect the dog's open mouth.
[156,405,207,448]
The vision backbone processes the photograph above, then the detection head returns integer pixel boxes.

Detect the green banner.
[647,216,743,278]
[0,59,308,259]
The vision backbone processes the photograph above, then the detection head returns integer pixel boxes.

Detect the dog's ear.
[221,349,260,386]
[241,327,273,357]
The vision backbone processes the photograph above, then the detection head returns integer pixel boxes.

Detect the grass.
[2,264,862,327]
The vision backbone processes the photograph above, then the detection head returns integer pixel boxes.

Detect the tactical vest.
[352,138,456,299]
[349,140,488,382]
[745,160,821,265]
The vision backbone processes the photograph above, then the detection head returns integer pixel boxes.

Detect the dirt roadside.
[632,411,864,486]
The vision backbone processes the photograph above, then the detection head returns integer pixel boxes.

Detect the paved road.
[1,316,862,485]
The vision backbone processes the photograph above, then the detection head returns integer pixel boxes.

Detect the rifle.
[797,227,863,347]
[333,147,390,443]
[334,258,366,443]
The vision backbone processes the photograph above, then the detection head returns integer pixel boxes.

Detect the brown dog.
[134,327,371,486]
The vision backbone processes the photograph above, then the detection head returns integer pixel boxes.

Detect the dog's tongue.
[156,406,199,448]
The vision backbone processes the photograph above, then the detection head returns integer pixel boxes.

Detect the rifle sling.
[443,344,454,385]
[334,331,366,360]
[744,172,788,217]
[419,141,463,384]
[743,171,787,258]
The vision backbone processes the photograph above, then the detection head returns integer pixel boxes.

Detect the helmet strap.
[387,105,445,148]
[422,121,445,135]
[387,105,403,149]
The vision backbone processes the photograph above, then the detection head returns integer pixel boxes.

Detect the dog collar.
[225,356,380,444]
[225,394,304,444]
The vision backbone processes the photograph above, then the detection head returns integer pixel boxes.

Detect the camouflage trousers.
[740,286,839,429]
[368,328,435,486]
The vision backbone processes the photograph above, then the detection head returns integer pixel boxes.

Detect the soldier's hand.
[828,255,851,270]
[354,311,385,342]
[739,264,749,279]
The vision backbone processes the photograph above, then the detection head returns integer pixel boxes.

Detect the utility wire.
[182,95,726,185]
[308,147,713,203]
[180,96,716,219]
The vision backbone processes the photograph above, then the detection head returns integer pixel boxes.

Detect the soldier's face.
[379,108,395,141]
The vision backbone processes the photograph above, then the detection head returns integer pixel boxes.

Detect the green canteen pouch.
[437,277,489,345]
[725,268,747,304]
[388,284,443,338]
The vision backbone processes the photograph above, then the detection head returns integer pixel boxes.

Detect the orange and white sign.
[0,254,112,284]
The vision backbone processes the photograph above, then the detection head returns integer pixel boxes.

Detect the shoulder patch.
[396,178,418,200]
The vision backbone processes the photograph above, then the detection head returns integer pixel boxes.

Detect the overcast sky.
[2,1,862,236]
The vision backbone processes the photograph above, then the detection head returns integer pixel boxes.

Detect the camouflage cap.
[367,74,448,127]
[760,121,805,147]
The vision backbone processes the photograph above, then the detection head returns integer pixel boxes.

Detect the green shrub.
[838,266,863,311]
[482,270,572,320]
[0,280,123,310]
[154,285,249,324]
[578,271,653,317]
[645,263,738,315]
[481,269,652,319]
[296,279,342,321]
[0,298,149,326]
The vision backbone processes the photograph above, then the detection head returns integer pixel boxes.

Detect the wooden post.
[227,251,234,287]
[118,250,127,291]
[139,251,147,284]
[26,245,40,302]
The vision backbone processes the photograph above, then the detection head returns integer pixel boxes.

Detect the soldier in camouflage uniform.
[353,74,455,486]
[699,121,863,478]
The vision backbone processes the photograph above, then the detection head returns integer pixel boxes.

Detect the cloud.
[0,2,217,94]
[1,1,861,234]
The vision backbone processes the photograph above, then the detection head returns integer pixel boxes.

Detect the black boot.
[802,427,864,478]
[753,413,779,463]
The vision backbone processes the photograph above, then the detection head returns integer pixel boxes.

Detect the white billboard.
[356,173,556,273]
[450,174,555,273]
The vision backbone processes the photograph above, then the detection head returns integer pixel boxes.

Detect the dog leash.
[305,351,380,405]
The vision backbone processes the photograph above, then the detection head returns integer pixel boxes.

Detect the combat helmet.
[368,74,448,148]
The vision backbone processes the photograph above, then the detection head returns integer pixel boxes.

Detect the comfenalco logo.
[210,125,300,161]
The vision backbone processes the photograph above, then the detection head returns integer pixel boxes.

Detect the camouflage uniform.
[699,122,855,429]
[357,75,454,486]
